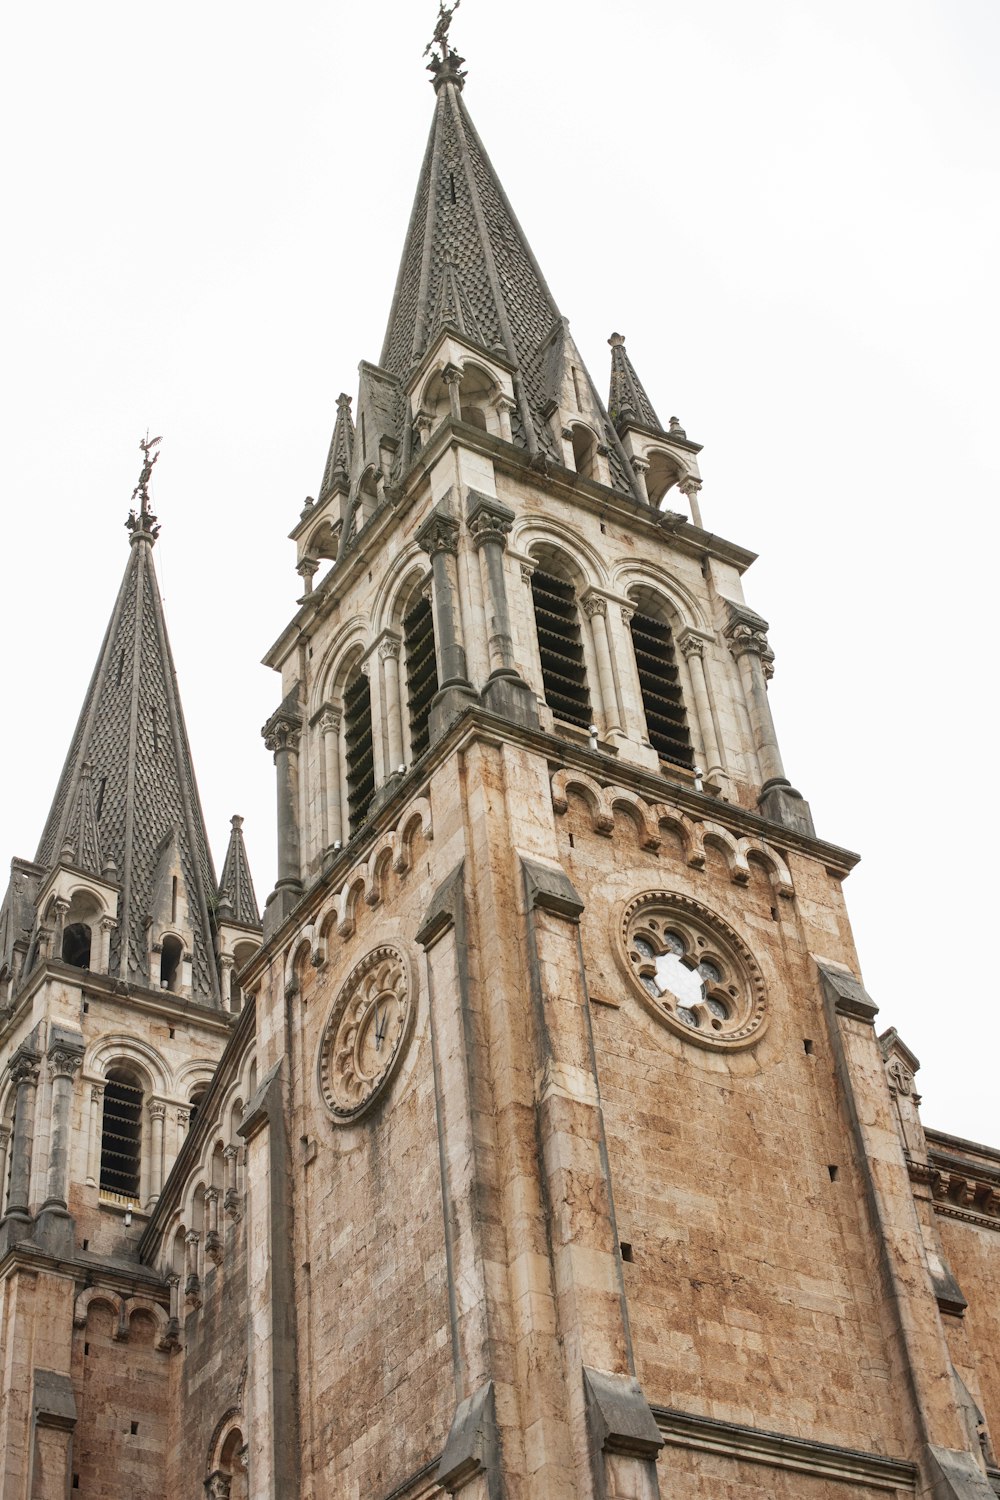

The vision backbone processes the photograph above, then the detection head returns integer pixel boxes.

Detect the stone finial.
[125,432,162,543]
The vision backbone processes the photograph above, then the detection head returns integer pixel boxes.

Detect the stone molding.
[584,1368,663,1461]
[653,1405,917,1492]
[437,1379,499,1494]
[551,768,795,900]
[816,960,878,1024]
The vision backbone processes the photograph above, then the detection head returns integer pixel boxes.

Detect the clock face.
[319,946,414,1121]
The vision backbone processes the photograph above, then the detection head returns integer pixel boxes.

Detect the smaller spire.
[218,815,261,929]
[425,1,466,91]
[62,760,104,877]
[427,261,486,349]
[607,334,664,435]
[125,432,163,543]
[318,394,355,501]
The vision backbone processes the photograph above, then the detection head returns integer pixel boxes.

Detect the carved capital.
[416,510,461,558]
[9,1050,40,1089]
[581,591,607,619]
[319,708,341,736]
[677,628,708,661]
[185,1229,200,1247]
[176,1107,191,1128]
[678,476,702,497]
[378,637,401,661]
[631,455,650,476]
[99,916,117,934]
[520,563,535,585]
[441,361,463,387]
[148,1100,167,1121]
[491,393,517,414]
[48,1046,83,1081]
[262,717,301,756]
[205,1472,232,1500]
[469,512,512,550]
[91,1083,105,1105]
[223,1144,238,1162]
[621,606,634,625]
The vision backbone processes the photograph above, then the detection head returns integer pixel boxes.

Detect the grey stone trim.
[926,1446,996,1499]
[416,862,465,950]
[652,1405,917,1491]
[584,1368,663,1460]
[237,1060,283,1145]
[520,858,584,922]
[816,959,879,1023]
[437,1380,499,1494]
[32,1369,76,1431]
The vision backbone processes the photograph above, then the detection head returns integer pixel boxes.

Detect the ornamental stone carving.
[581,592,607,618]
[616,891,768,1050]
[318,945,416,1122]
[378,637,401,661]
[48,1046,83,1080]
[9,1051,40,1088]
[416,511,461,558]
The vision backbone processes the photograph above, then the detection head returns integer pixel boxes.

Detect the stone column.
[148,1101,166,1203]
[98,916,116,974]
[491,392,516,443]
[176,1106,190,1149]
[223,1144,241,1220]
[320,708,343,850]
[219,955,234,1012]
[442,362,463,421]
[468,492,539,728]
[582,592,624,736]
[679,474,704,528]
[262,705,304,926]
[416,505,477,743]
[51,896,70,960]
[724,603,814,834]
[185,1229,202,1305]
[86,1084,104,1187]
[205,1187,223,1265]
[4,1049,40,1219]
[42,1042,83,1212]
[379,638,405,772]
[630,455,650,503]
[678,629,726,786]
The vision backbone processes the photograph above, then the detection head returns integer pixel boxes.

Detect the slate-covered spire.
[35,447,220,1002]
[218,815,261,929]
[318,392,355,503]
[607,332,664,434]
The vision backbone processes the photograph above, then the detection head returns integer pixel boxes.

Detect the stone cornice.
[0,960,233,1052]
[241,705,860,988]
[918,1131,1000,1231]
[653,1406,917,1492]
[0,1239,167,1301]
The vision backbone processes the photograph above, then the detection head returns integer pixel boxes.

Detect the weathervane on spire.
[126,431,163,541]
[425,0,466,87]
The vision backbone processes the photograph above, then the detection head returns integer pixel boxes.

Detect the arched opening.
[460,403,488,430]
[218,1427,249,1500]
[343,661,375,836]
[529,554,593,730]
[400,578,438,763]
[188,1086,208,1129]
[571,424,599,481]
[628,591,694,768]
[645,450,683,508]
[160,935,183,992]
[100,1068,143,1202]
[62,921,92,969]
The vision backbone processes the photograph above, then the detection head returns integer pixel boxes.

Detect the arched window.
[530,565,593,730]
[160,935,183,992]
[62,922,92,968]
[100,1068,143,1201]
[402,588,438,762]
[343,665,375,835]
[188,1086,208,1128]
[571,425,599,481]
[645,451,683,508]
[628,600,694,769]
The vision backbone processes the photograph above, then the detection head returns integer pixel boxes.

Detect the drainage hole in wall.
[803,1039,814,1055]
[828,1165,839,1182]
[620,1242,634,1263]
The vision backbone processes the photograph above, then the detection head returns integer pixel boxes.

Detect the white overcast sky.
[1,1,997,1144]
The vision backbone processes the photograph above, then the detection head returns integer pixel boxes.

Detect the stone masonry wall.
[71,1301,170,1498]
[558,794,908,1456]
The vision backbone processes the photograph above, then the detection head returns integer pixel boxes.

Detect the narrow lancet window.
[62,922,92,969]
[629,609,694,768]
[160,935,183,991]
[343,669,375,835]
[100,1068,143,1201]
[403,594,438,761]
[530,570,592,729]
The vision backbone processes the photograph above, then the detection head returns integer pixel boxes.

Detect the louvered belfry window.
[100,1068,143,1201]
[344,669,376,835]
[403,594,438,762]
[630,609,694,769]
[530,570,593,729]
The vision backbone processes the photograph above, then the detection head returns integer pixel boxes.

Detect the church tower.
[0,447,261,1495]
[219,24,996,1500]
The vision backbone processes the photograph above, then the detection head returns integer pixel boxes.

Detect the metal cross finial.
[125,431,163,541]
[424,0,461,62]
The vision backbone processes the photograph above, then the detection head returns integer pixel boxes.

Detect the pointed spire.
[35,475,220,1002]
[218,816,261,929]
[607,333,664,434]
[318,393,355,501]
[61,760,105,877]
[426,260,486,349]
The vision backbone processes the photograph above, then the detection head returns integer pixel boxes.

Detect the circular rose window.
[318,945,416,1121]
[619,892,767,1049]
